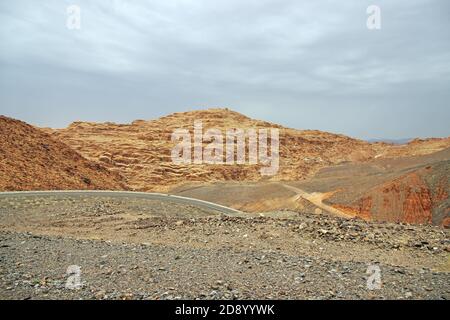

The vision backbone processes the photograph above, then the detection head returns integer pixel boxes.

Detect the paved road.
[0,190,243,216]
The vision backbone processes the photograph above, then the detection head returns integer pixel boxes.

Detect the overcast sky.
[1,0,449,139]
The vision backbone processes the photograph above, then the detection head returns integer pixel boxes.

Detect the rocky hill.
[331,160,449,227]
[44,108,450,192]
[0,116,126,191]
[288,148,450,226]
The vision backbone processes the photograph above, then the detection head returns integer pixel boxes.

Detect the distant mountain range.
[367,138,414,145]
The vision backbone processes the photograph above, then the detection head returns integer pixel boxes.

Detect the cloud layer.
[1,0,449,139]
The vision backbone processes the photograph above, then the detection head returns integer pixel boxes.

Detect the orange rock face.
[401,174,433,224]
[0,116,126,191]
[442,217,450,228]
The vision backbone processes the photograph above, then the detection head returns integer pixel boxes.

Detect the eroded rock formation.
[0,116,126,191]
[44,108,449,192]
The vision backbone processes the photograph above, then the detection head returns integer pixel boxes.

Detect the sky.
[0,0,449,140]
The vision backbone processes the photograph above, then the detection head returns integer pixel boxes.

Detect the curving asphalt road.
[0,190,243,216]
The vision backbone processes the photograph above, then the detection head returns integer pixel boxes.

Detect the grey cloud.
[0,0,449,139]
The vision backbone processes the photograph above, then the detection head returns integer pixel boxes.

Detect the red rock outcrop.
[333,163,449,226]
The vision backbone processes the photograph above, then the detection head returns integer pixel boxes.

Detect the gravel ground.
[0,195,449,300]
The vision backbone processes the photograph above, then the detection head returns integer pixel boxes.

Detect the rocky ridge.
[0,116,126,191]
[44,108,450,192]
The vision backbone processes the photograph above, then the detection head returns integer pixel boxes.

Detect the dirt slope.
[289,148,450,226]
[173,149,449,225]
[0,116,126,191]
[44,108,450,192]
[331,161,449,226]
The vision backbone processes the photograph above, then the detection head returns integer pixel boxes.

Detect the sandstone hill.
[44,108,450,192]
[0,116,126,191]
